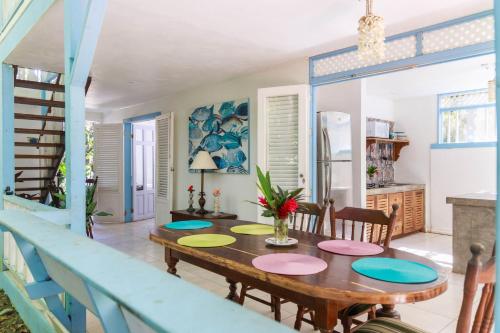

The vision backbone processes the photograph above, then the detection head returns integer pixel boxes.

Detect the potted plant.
[250,166,303,245]
[367,165,378,188]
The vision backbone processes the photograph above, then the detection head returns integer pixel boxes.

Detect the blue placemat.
[164,220,213,230]
[352,257,438,284]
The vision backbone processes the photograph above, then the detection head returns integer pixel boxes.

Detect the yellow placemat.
[230,224,274,235]
[177,234,236,248]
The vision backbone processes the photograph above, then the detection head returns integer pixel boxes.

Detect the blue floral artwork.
[189,98,249,174]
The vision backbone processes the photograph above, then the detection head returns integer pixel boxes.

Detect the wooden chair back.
[329,201,399,247]
[457,243,495,333]
[290,201,329,235]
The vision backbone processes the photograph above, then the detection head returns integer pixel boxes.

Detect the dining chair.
[294,200,399,332]
[238,200,329,322]
[354,242,495,333]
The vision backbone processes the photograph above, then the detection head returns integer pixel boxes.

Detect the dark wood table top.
[170,210,238,221]
[150,219,448,305]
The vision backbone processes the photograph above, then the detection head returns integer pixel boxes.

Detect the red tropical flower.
[187,185,194,192]
[258,196,270,208]
[278,198,299,219]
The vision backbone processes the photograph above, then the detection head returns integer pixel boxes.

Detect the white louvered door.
[257,85,311,223]
[93,123,124,223]
[155,113,174,226]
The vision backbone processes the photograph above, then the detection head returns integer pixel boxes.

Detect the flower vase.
[187,192,195,212]
[213,196,221,215]
[273,217,289,245]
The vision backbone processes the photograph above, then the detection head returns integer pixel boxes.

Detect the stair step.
[14,97,65,108]
[14,79,65,92]
[15,142,64,148]
[15,128,64,135]
[15,113,65,122]
[15,166,56,170]
[16,177,52,182]
[15,187,47,191]
[15,154,60,159]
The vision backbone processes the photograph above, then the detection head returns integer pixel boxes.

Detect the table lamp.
[190,150,218,214]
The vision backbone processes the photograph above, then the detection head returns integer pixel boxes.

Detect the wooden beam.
[15,166,56,171]
[16,177,52,182]
[15,154,59,159]
[14,97,64,108]
[14,79,65,92]
[15,113,65,122]
[15,142,64,148]
[15,128,64,135]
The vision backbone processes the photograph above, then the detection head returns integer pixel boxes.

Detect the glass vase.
[273,217,289,245]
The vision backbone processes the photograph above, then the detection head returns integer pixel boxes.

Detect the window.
[438,89,496,144]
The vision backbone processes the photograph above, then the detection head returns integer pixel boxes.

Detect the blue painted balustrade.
[0,196,292,333]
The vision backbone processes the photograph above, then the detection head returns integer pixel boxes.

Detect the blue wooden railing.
[0,196,293,332]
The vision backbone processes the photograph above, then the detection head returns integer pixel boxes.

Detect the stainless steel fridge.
[317,111,353,211]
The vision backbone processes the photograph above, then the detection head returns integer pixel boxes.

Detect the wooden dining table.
[149,219,448,333]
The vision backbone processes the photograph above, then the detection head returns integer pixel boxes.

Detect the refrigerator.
[317,111,353,211]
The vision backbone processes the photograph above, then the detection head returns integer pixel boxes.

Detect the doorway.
[132,120,156,220]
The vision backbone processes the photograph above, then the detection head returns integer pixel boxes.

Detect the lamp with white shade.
[190,150,218,214]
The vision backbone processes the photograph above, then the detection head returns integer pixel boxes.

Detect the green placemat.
[177,234,236,248]
[230,224,274,235]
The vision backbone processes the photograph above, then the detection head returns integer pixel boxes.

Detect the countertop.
[366,183,425,195]
[446,192,496,208]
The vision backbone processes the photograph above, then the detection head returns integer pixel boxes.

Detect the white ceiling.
[5,0,493,111]
[366,54,496,99]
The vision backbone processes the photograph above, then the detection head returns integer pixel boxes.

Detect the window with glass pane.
[438,89,496,144]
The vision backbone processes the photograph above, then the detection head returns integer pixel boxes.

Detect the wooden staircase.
[13,66,90,202]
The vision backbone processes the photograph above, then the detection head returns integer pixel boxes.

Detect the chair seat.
[340,303,374,317]
[355,318,428,333]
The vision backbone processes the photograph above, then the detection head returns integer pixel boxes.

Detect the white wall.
[365,95,395,121]
[393,95,496,235]
[393,96,436,230]
[430,148,496,234]
[102,59,309,221]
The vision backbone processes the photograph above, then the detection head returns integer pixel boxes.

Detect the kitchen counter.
[366,183,425,195]
[447,192,496,274]
[446,192,496,208]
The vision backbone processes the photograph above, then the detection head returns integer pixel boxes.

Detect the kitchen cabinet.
[367,189,424,239]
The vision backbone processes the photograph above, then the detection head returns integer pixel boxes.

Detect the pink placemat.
[318,240,384,256]
[252,253,328,276]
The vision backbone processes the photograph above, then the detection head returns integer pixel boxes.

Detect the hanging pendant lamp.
[358,0,385,60]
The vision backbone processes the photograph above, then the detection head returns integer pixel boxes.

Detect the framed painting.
[188,98,249,174]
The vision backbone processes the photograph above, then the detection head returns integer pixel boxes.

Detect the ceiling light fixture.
[358,0,385,60]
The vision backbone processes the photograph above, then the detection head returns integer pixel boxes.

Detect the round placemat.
[230,224,274,235]
[352,257,438,284]
[252,253,328,276]
[164,220,213,230]
[318,240,383,256]
[177,234,236,248]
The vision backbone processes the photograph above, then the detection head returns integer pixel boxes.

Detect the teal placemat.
[164,220,213,230]
[352,257,438,284]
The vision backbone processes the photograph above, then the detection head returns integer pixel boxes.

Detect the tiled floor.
[88,220,462,333]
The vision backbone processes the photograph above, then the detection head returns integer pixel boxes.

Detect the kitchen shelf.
[366,137,410,161]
